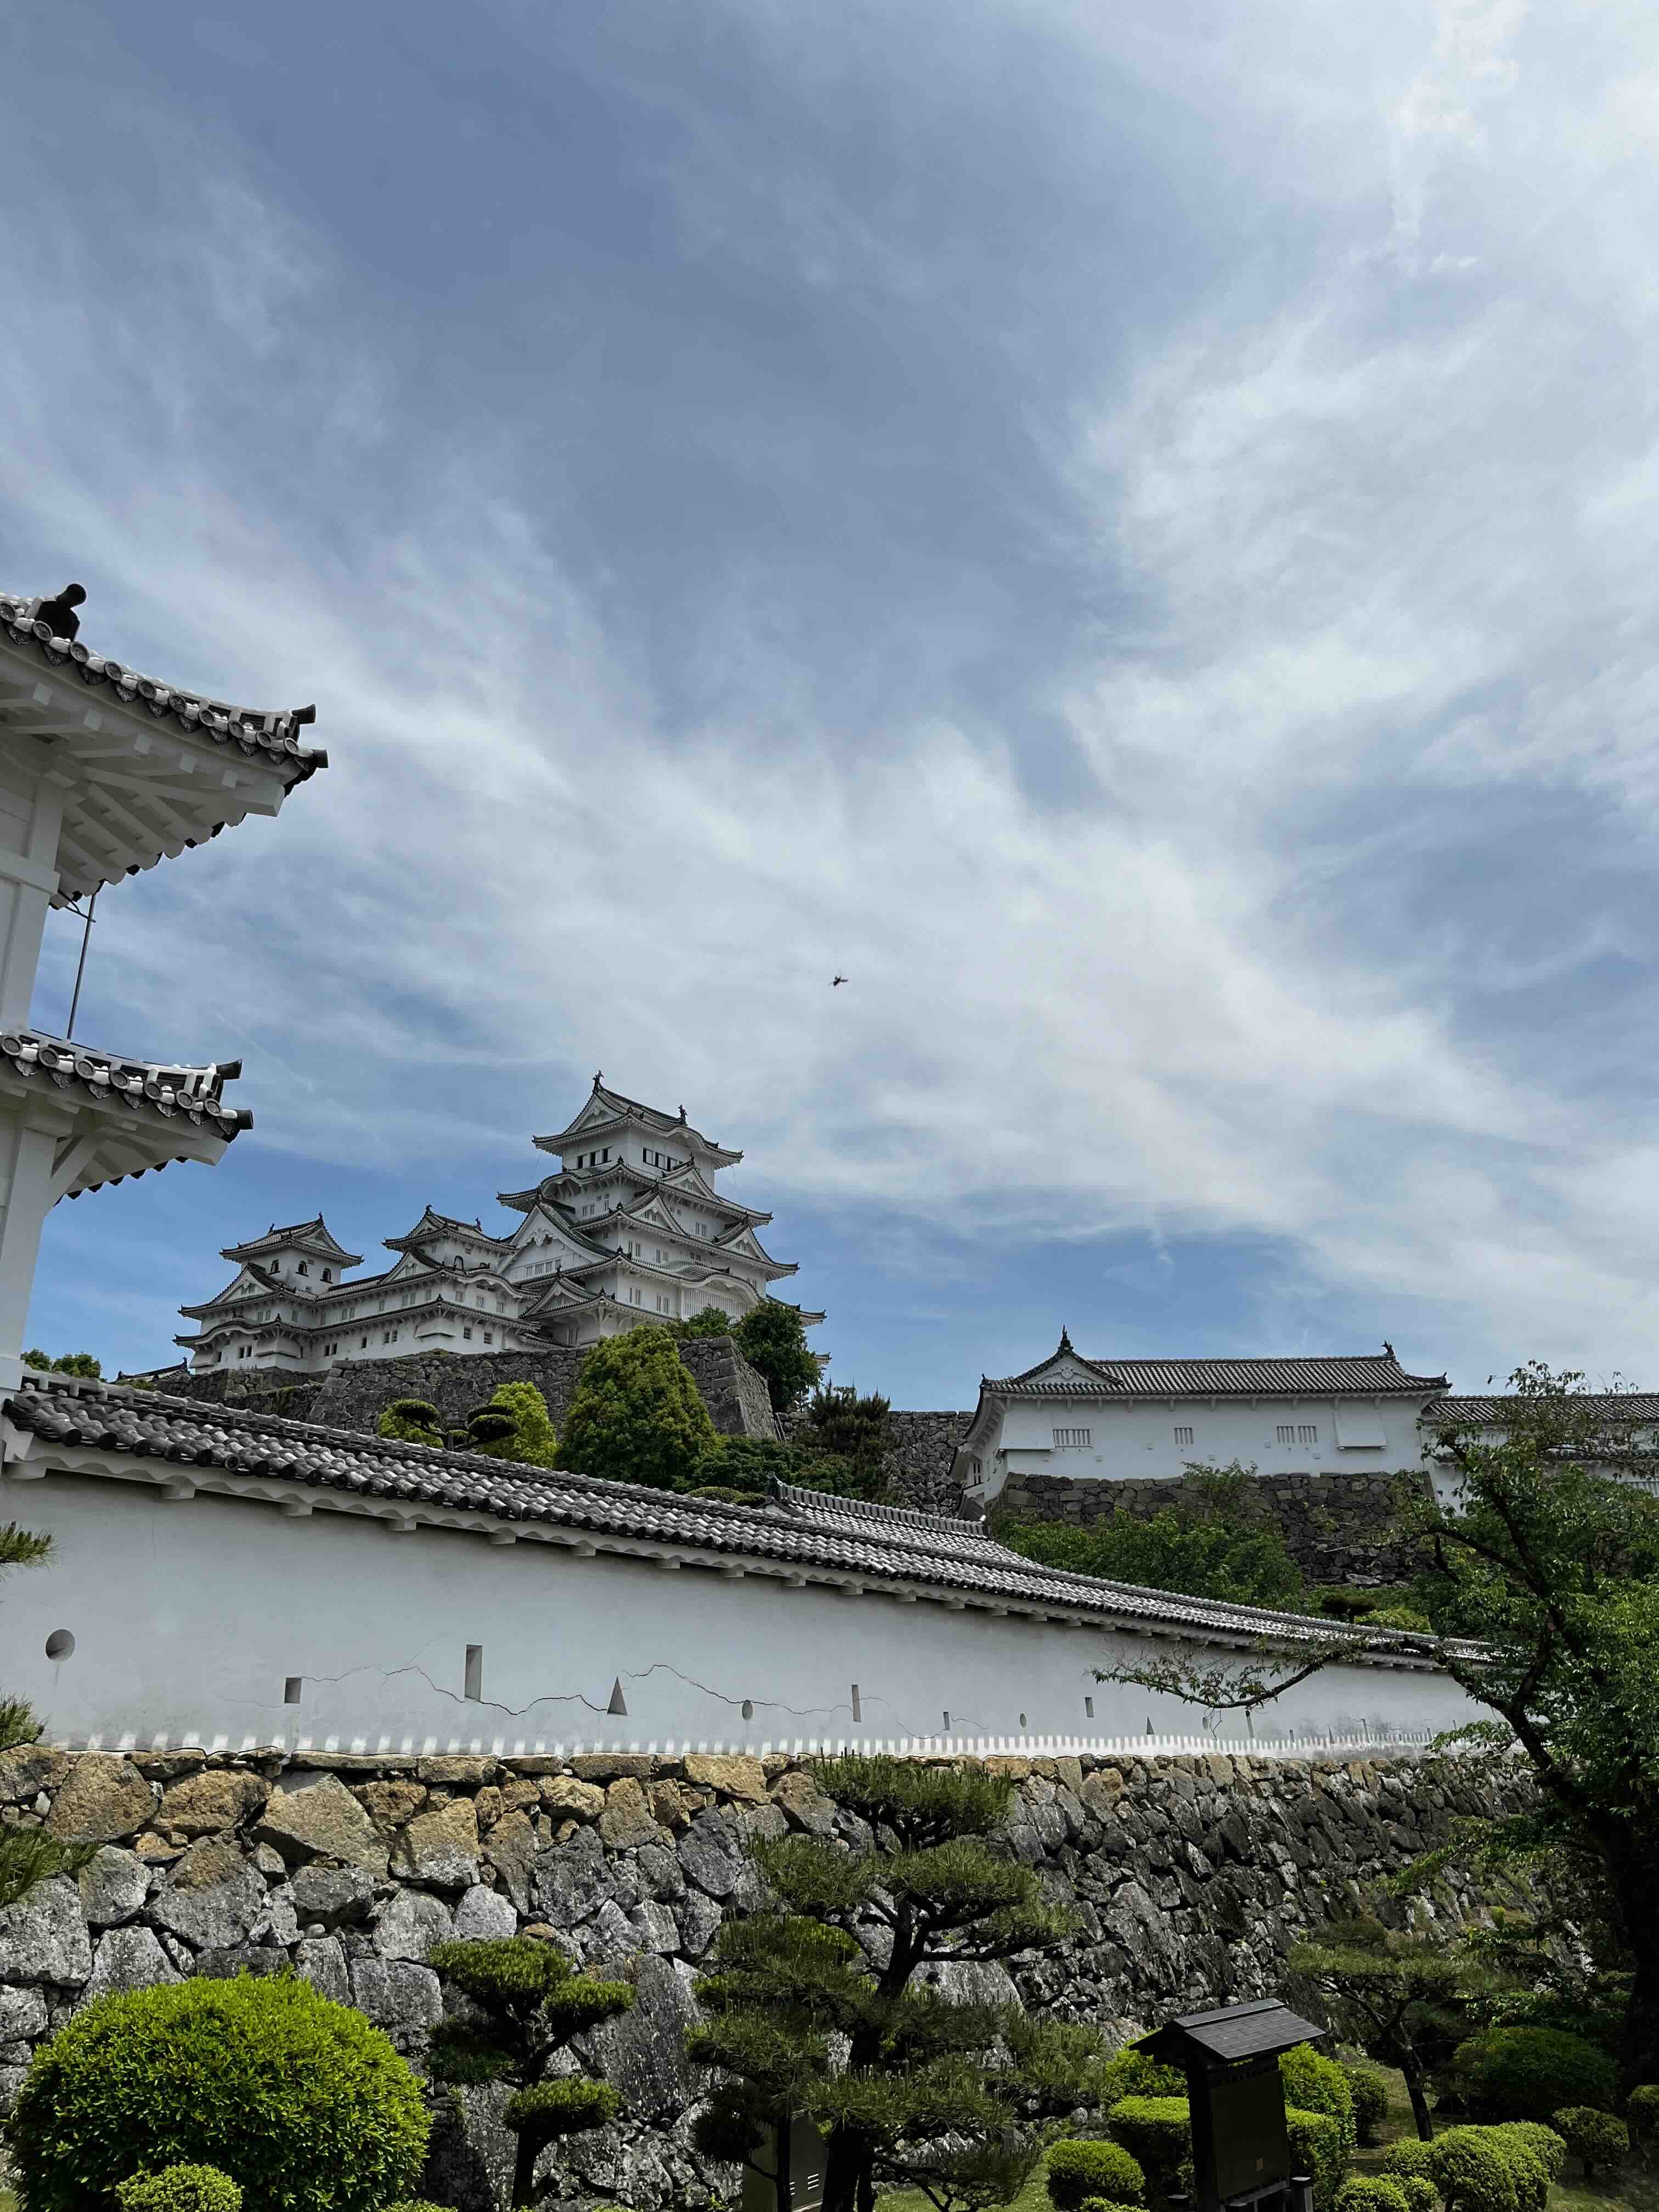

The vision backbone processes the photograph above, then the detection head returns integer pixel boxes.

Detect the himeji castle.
[177,1075,821,1374]
[0,585,324,1385]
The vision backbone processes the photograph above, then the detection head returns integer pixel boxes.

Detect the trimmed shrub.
[1397,2177,1439,2212]
[1551,2107,1628,2180]
[1077,2200,1143,2212]
[1285,2106,1346,2212]
[1380,2144,1440,2182]
[1344,2065,1391,2147]
[1492,2124,1565,2184]
[1629,2083,1659,2143]
[377,1397,443,1448]
[559,1327,717,1491]
[1048,2139,1146,2210]
[1096,2050,1187,2103]
[1104,2098,1191,2192]
[1282,2044,1357,2164]
[1426,2129,1517,2212]
[458,1381,559,1468]
[1452,2025,1617,2122]
[4,1974,429,2212]
[1334,2180,1410,2212]
[117,2171,242,2212]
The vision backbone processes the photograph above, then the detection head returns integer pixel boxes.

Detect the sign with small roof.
[1133,1999,1326,2212]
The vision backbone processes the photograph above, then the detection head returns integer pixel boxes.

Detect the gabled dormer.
[219,1215,360,1289]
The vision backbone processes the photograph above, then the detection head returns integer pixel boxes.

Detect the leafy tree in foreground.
[455,1380,560,1468]
[0,1520,92,1908]
[22,1350,100,1378]
[1000,1464,1302,1610]
[733,1302,820,1414]
[1288,1915,1474,2140]
[798,1384,892,1498]
[558,1325,716,1490]
[426,1936,633,2208]
[1095,1365,1659,2089]
[689,1754,1103,2212]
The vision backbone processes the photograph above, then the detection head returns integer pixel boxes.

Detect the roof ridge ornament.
[1058,1325,1073,1355]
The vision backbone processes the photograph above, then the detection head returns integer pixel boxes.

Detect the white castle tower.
[176,1075,821,1373]
[0,585,325,1386]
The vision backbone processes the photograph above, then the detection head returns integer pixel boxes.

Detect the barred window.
[1053,1427,1092,1448]
[1173,1425,1193,1447]
[1298,1424,1318,1446]
[1276,1425,1296,1444]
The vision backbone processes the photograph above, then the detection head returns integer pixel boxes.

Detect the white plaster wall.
[3,1471,1475,1754]
[986,1395,1430,1488]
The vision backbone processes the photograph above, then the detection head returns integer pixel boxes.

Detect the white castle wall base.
[6,1471,1474,1756]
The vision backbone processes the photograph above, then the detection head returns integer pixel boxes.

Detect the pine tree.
[689,1756,1104,2212]
[425,1935,633,2207]
[732,1304,820,1414]
[1288,1915,1470,2140]
[454,1381,560,1468]
[376,1398,445,1448]
[0,1521,92,1908]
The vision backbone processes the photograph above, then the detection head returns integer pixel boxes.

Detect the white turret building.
[0,585,324,1384]
[177,1076,821,1374]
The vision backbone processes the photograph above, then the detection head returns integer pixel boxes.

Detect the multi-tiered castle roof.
[177,1076,821,1375]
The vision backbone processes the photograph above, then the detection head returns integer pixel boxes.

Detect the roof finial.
[1383,1339,1396,1361]
[679,1103,687,1121]
[36,583,86,642]
[592,1069,602,1090]
[1058,1324,1074,1354]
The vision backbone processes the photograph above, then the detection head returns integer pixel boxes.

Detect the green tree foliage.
[1343,2066,1391,2146]
[1000,1465,1303,1611]
[1046,2138,1145,2209]
[668,1305,741,1341]
[1452,2025,1616,2123]
[1551,2108,1628,2179]
[1280,2045,1357,2165]
[688,1754,1101,2212]
[376,1398,445,1448]
[0,1521,91,1909]
[799,1384,893,1497]
[426,1935,633,2208]
[685,1434,869,1503]
[1288,1915,1470,2140]
[1628,2081,1659,2147]
[558,1326,717,1491]
[4,1976,429,2212]
[454,1380,560,1468]
[1334,2181,1410,2212]
[22,1350,100,1377]
[733,1302,820,1413]
[117,2168,243,2212]
[1102,2098,1192,2194]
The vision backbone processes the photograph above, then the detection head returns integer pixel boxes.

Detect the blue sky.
[8,0,1659,1405]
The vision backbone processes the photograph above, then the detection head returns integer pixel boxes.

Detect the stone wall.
[0,1743,1502,2209]
[126,1339,780,1445]
[994,1468,1433,1588]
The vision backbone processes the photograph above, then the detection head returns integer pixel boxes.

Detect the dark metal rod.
[65,888,97,1042]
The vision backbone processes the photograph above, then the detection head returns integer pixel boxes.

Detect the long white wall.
[3,1471,1475,1756]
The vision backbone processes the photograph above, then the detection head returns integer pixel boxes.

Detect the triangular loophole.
[607,1677,628,1717]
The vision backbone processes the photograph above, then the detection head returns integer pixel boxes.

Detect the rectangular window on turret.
[1053,1427,1091,1448]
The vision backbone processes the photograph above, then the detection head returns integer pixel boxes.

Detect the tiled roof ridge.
[0,1030,250,1164]
[984,1352,1450,1395]
[1,592,326,774]
[769,1475,984,1538]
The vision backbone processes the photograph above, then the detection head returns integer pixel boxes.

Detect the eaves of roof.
[0,1031,250,1180]
[984,1356,1450,1399]
[1,594,326,777]
[1,1375,1454,1666]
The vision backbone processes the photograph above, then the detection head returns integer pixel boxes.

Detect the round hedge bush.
[1343,2067,1391,2147]
[4,1973,430,2212]
[1396,2175,1439,2212]
[1492,2124,1565,2185]
[1104,2098,1191,2192]
[1282,2045,1357,2165]
[1551,2107,1629,2180]
[117,2171,242,2212]
[1380,2142,1440,2183]
[1048,2140,1146,2211]
[1629,2085,1659,2143]
[1285,2106,1346,2212]
[1427,2128,1518,2212]
[1077,2200,1144,2212]
[1451,2027,1617,2122]
[1335,2179,1410,2212]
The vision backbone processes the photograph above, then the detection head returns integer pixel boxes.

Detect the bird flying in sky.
[832,974,847,986]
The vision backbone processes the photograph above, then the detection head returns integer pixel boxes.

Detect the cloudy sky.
[6,0,1659,1403]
